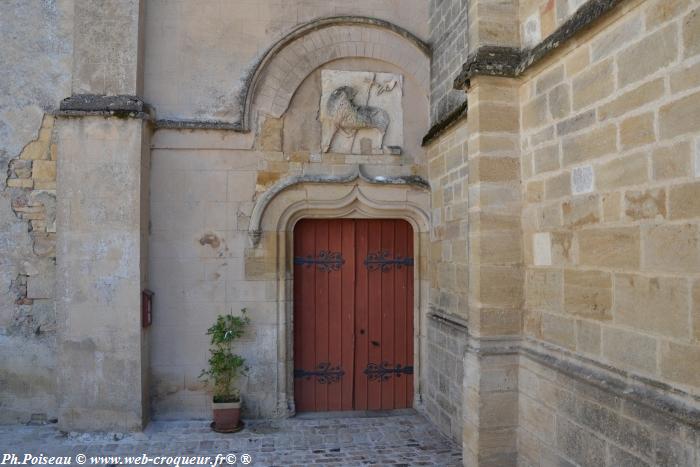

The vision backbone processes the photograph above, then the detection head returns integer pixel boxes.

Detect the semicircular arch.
[240,16,431,131]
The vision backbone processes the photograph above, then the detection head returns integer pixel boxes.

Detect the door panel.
[294,218,413,412]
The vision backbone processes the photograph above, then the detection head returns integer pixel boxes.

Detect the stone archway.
[247,178,430,416]
[239,16,431,131]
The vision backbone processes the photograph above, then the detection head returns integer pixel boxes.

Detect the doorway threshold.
[294,408,417,419]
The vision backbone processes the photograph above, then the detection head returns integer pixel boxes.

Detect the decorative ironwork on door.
[294,362,345,384]
[364,250,414,271]
[294,250,345,271]
[364,362,414,381]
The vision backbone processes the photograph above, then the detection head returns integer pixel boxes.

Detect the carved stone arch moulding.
[264,177,431,417]
[239,16,431,131]
[248,165,430,246]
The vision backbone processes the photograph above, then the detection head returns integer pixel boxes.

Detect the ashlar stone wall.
[518,0,700,464]
[429,0,469,123]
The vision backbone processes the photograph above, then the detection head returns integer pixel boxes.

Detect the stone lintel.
[248,165,430,246]
[60,94,148,113]
[454,0,627,89]
[155,119,245,131]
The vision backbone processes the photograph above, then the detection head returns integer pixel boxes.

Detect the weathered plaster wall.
[0,0,73,424]
[148,54,430,419]
[143,0,429,124]
[56,116,150,432]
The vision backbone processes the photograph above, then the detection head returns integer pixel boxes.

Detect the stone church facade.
[1,0,699,465]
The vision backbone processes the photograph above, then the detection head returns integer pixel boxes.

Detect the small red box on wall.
[142,289,154,327]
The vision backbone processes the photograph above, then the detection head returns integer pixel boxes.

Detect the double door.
[293,218,414,412]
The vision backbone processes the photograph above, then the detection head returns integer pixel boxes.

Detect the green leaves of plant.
[200,309,250,400]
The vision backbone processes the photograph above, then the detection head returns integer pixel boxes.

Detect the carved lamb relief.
[319,70,403,154]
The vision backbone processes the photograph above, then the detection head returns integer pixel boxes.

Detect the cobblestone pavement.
[0,411,462,466]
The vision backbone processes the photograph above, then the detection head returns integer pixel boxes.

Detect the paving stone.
[0,412,461,467]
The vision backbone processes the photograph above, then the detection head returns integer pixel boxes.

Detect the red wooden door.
[294,218,413,412]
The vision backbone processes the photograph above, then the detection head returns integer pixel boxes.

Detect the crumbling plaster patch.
[0,0,73,424]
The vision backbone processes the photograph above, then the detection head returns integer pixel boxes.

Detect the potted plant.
[200,308,250,432]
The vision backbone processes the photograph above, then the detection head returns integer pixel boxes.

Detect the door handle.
[359,329,365,335]
[371,340,380,347]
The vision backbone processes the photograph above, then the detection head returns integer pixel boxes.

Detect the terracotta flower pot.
[212,400,241,431]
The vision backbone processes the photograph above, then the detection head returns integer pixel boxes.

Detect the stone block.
[572,58,614,110]
[531,126,555,147]
[602,327,657,374]
[693,279,700,341]
[618,23,678,88]
[542,313,575,349]
[620,112,655,150]
[7,178,33,189]
[562,124,616,166]
[9,159,32,178]
[602,191,621,222]
[473,102,519,133]
[522,94,548,130]
[556,109,595,137]
[562,194,600,228]
[578,227,640,269]
[538,202,562,229]
[564,269,612,320]
[473,156,519,182]
[555,417,605,466]
[668,181,700,219]
[259,117,283,151]
[624,188,666,220]
[615,273,689,339]
[645,0,690,26]
[571,165,594,195]
[643,223,700,273]
[520,395,555,445]
[576,320,601,355]
[660,341,700,387]
[533,232,552,266]
[525,269,562,312]
[683,6,700,58]
[474,265,523,308]
[591,13,643,61]
[548,83,571,120]
[652,141,691,180]
[523,309,542,338]
[533,144,559,174]
[598,78,664,120]
[565,45,590,78]
[659,90,700,140]
[544,172,571,200]
[526,180,544,202]
[31,160,56,182]
[670,61,700,93]
[595,152,648,191]
[575,397,653,459]
[551,231,574,265]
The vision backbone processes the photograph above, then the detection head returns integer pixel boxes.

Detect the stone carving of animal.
[320,86,390,153]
